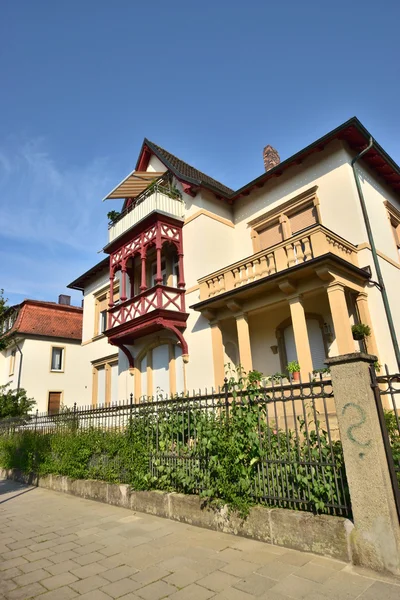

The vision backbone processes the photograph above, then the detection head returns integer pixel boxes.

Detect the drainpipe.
[14,339,23,391]
[351,138,400,371]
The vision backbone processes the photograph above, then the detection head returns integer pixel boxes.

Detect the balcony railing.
[108,184,185,243]
[198,224,359,300]
[108,285,185,328]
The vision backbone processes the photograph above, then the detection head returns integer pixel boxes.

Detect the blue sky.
[1,0,399,307]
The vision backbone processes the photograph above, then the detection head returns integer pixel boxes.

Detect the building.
[0,297,84,413]
[69,116,400,403]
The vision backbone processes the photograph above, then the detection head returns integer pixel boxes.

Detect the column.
[236,313,253,373]
[356,292,379,359]
[288,295,313,378]
[140,251,147,292]
[155,246,163,284]
[178,253,185,288]
[327,282,354,355]
[326,354,400,574]
[108,276,114,307]
[210,321,225,389]
[120,266,127,302]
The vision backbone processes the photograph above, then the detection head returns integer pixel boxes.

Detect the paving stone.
[1,548,28,561]
[51,541,80,554]
[0,578,18,595]
[34,586,78,600]
[70,575,110,594]
[102,565,138,582]
[99,553,130,569]
[28,539,59,552]
[168,583,215,599]
[295,562,337,583]
[48,550,79,564]
[220,559,258,577]
[309,556,347,571]
[25,548,54,562]
[13,568,51,587]
[256,560,300,581]
[73,542,105,555]
[41,572,79,591]
[135,580,178,600]
[277,551,313,567]
[101,578,143,598]
[164,567,201,588]
[216,548,244,562]
[79,592,113,600]
[72,550,105,566]
[233,573,277,596]
[45,559,80,576]
[131,566,170,585]
[212,588,258,600]
[0,556,28,570]
[99,545,123,557]
[70,562,105,578]
[197,570,241,592]
[320,571,375,599]
[5,582,48,600]
[268,574,324,599]
[1,566,23,580]
[358,580,400,600]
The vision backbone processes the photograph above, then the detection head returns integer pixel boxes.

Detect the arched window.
[136,339,185,400]
[278,316,327,372]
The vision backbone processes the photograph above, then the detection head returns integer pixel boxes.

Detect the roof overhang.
[67,257,109,291]
[230,117,400,201]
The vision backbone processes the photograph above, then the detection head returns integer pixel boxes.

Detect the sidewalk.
[0,479,399,599]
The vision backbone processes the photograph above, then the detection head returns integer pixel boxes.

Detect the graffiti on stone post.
[342,402,372,458]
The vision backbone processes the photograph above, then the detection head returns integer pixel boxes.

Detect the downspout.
[14,339,23,391]
[351,138,400,370]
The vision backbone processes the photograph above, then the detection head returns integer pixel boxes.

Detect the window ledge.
[50,369,64,374]
[92,334,106,342]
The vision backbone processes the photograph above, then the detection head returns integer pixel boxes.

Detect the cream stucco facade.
[68,119,400,405]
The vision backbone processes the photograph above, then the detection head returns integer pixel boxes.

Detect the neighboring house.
[0,297,84,413]
[69,116,400,403]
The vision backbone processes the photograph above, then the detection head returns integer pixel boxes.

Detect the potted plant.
[287,361,301,382]
[107,210,121,225]
[351,323,371,341]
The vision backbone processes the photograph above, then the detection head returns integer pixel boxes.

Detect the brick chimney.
[263,145,280,172]
[58,294,71,306]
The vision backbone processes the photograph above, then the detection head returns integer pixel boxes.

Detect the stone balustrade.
[198,225,358,300]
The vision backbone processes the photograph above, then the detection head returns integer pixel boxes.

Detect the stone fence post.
[326,352,400,575]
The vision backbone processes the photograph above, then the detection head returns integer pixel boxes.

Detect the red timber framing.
[104,212,188,362]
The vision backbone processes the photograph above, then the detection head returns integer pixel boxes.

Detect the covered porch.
[192,254,378,386]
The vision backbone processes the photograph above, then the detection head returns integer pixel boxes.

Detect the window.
[171,255,180,287]
[391,218,400,258]
[48,392,61,415]
[289,205,318,235]
[250,187,320,253]
[92,356,119,406]
[51,347,64,371]
[385,201,400,261]
[258,221,284,250]
[99,309,108,333]
[9,350,16,376]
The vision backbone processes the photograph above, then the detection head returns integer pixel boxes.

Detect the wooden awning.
[103,171,166,200]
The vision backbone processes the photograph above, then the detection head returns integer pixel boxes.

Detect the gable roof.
[106,117,400,206]
[142,139,235,197]
[6,300,83,341]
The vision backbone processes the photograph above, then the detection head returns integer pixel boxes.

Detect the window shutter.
[258,221,283,250]
[48,392,61,415]
[307,319,326,370]
[290,205,317,234]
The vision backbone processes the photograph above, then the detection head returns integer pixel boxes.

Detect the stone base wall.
[0,468,353,563]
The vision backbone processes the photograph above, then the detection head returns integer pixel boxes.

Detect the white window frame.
[50,346,65,372]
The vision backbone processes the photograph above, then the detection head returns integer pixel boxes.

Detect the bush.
[0,384,35,418]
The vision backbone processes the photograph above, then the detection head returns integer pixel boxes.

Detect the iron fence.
[0,376,351,518]
[373,365,400,520]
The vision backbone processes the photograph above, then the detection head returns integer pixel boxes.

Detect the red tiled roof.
[8,300,82,341]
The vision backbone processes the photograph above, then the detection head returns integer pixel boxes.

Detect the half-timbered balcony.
[109,285,185,328]
[108,184,185,243]
[198,224,359,300]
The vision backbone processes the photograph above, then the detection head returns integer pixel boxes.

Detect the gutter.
[351,139,400,370]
